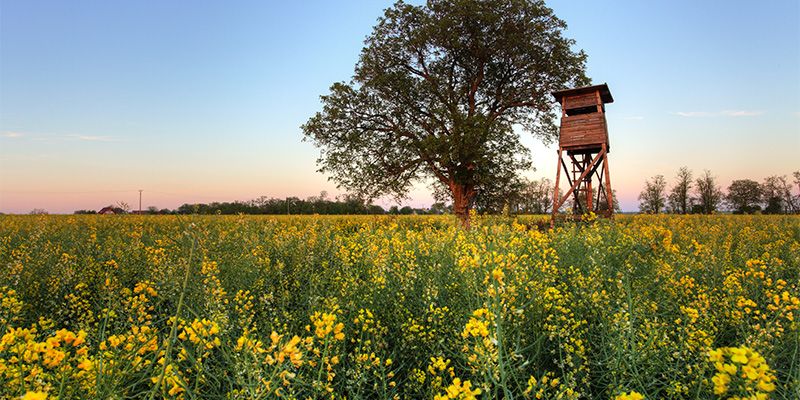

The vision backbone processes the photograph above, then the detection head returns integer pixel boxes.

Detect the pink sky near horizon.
[2,116,797,214]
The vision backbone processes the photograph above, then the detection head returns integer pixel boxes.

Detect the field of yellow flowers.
[0,214,797,399]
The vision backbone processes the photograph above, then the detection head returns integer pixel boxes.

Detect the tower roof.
[552,83,614,104]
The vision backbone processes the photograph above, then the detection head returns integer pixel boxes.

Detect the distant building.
[97,206,119,215]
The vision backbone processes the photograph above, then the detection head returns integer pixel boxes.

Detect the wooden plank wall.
[559,113,608,148]
[564,93,598,110]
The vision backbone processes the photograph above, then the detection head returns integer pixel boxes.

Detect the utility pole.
[286,197,290,215]
[139,189,143,214]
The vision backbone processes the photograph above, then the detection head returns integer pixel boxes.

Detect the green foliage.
[638,175,667,214]
[727,179,763,214]
[694,170,724,214]
[667,166,693,214]
[762,175,798,214]
[303,0,589,222]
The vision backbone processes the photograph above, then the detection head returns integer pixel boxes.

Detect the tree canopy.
[694,170,723,214]
[667,167,692,214]
[302,0,588,226]
[726,179,762,214]
[638,175,667,214]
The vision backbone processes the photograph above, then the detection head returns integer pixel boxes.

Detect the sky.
[1,0,798,214]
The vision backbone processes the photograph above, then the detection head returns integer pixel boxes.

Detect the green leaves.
[303,0,588,217]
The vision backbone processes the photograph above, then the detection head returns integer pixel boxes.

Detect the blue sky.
[1,0,798,213]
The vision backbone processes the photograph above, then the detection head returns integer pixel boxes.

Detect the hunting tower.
[551,83,614,222]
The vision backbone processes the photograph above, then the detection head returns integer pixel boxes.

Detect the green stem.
[315,339,330,395]
[57,367,69,398]
[494,285,510,397]
[149,234,196,400]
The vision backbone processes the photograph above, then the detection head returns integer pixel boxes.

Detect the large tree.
[302,0,588,226]
[726,179,762,214]
[667,166,692,214]
[638,175,667,214]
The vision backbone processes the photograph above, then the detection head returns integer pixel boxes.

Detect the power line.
[0,189,234,201]
[0,189,138,194]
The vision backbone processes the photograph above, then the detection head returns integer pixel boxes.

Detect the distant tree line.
[639,169,800,214]
[68,181,607,217]
[72,192,450,216]
[62,169,800,216]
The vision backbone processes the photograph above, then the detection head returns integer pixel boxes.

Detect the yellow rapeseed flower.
[20,392,48,400]
[614,391,644,400]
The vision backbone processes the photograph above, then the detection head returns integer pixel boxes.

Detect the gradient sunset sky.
[1,0,798,214]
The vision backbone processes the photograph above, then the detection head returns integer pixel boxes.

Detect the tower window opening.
[565,105,600,116]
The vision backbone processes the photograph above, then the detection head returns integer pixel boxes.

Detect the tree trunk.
[451,181,476,229]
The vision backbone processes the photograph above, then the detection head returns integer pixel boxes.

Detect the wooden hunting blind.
[551,83,614,222]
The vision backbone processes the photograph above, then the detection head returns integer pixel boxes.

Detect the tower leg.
[585,154,593,213]
[551,147,563,227]
[552,147,611,223]
[602,143,613,217]
[595,167,604,211]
